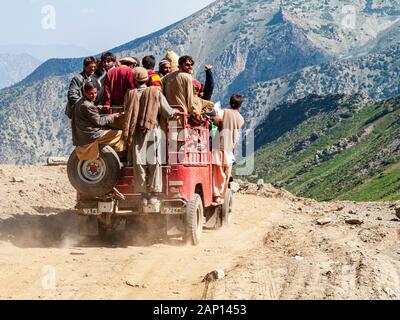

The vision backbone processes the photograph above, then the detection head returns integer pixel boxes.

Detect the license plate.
[82,208,98,215]
[162,207,184,215]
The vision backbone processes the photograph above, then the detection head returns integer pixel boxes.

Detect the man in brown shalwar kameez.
[161,55,195,115]
[123,67,177,195]
[161,55,214,117]
[212,94,245,204]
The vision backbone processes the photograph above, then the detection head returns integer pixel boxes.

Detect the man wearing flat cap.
[119,57,138,66]
[123,67,177,199]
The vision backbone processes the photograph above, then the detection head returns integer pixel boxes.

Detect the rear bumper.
[77,197,187,217]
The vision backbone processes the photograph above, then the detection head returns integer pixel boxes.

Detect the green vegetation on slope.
[250,94,400,201]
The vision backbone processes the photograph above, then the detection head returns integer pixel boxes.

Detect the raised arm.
[203,65,215,101]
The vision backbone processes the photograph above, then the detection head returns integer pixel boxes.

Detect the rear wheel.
[221,189,233,226]
[184,194,204,245]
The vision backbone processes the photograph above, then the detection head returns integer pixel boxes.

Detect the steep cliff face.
[0,0,400,164]
[224,17,330,98]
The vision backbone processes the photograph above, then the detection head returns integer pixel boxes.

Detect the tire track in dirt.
[0,166,399,300]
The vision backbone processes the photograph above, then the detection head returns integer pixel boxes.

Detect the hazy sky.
[0,0,215,54]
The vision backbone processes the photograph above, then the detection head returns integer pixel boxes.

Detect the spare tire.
[67,145,122,197]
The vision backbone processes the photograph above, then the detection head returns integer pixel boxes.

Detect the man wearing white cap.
[158,59,172,78]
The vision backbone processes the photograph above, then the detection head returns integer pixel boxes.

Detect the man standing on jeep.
[93,51,118,106]
[65,56,97,119]
[212,94,245,204]
[161,55,195,115]
[123,67,177,197]
[103,57,136,109]
[71,82,125,161]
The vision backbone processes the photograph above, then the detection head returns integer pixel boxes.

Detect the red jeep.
[67,108,233,245]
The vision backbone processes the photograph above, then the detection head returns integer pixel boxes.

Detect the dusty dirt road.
[0,165,399,300]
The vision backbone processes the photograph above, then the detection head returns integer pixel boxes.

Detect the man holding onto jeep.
[123,67,177,196]
[211,94,245,204]
[71,82,125,161]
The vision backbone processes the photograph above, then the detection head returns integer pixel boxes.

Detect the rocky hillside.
[1,0,400,164]
[0,53,41,89]
[242,43,400,129]
[0,76,70,164]
[248,93,400,201]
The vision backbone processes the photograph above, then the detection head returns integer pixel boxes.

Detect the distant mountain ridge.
[0,53,41,89]
[1,0,400,164]
[0,44,93,61]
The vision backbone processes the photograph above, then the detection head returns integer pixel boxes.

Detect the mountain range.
[0,0,400,200]
[0,44,93,61]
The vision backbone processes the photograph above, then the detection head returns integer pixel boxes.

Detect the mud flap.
[166,215,184,236]
[79,215,99,236]
[204,206,222,230]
